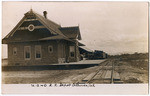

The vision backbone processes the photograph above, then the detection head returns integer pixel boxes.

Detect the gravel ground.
[114,60,148,83]
[2,64,102,84]
[2,58,148,84]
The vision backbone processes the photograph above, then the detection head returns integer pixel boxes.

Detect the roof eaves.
[60,26,79,29]
[77,27,82,40]
[34,12,68,39]
[78,41,85,46]
[79,46,93,52]
[39,35,75,42]
[59,26,82,40]
[3,16,26,39]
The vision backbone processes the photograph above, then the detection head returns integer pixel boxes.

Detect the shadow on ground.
[2,64,99,71]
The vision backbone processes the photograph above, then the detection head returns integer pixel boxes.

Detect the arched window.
[48,46,53,53]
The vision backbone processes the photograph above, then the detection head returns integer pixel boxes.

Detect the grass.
[124,78,143,83]
[111,53,148,70]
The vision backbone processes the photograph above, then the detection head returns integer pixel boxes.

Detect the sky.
[2,1,148,58]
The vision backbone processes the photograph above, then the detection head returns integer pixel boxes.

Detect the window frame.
[24,46,31,60]
[69,46,75,58]
[35,45,42,60]
[28,24,35,31]
[48,45,53,53]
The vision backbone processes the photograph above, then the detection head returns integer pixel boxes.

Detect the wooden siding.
[8,41,58,66]
[7,40,80,66]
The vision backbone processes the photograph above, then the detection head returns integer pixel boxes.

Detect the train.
[79,46,108,60]
[85,50,108,60]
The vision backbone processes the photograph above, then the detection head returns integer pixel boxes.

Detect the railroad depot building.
[2,9,85,66]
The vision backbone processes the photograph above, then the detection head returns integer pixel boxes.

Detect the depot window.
[70,46,75,57]
[35,45,42,59]
[13,47,17,55]
[48,45,53,53]
[24,46,31,60]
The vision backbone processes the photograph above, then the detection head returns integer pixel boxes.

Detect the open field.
[2,53,148,84]
[113,53,148,83]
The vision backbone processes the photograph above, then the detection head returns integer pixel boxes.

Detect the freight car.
[79,46,108,60]
[85,50,108,60]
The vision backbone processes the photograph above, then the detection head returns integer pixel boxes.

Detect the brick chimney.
[43,11,47,19]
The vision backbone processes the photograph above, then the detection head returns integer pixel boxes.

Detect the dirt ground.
[114,53,148,83]
[2,65,100,84]
[2,54,149,84]
[114,60,148,83]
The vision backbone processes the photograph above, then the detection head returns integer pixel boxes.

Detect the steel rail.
[86,60,110,83]
[111,60,114,84]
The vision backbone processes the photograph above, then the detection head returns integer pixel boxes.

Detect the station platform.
[52,59,106,65]
[2,59,106,71]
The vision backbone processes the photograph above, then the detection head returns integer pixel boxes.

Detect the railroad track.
[75,59,123,84]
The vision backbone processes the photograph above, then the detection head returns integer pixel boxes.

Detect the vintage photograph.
[2,1,148,86]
